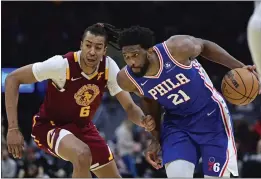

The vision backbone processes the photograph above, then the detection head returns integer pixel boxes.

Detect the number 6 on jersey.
[80,106,91,117]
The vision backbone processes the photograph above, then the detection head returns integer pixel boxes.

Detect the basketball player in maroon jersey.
[5,23,155,178]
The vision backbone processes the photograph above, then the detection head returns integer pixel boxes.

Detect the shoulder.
[166,35,204,50]
[165,35,204,60]
[32,55,68,82]
[33,55,68,72]
[116,67,137,92]
[165,35,194,50]
[63,51,76,61]
[106,56,119,70]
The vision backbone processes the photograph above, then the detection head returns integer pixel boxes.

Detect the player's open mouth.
[86,59,97,64]
[131,67,141,72]
[87,58,96,62]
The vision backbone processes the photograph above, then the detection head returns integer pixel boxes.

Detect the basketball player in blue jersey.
[116,26,258,177]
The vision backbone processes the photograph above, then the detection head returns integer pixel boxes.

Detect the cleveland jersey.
[32,51,122,126]
[125,42,222,117]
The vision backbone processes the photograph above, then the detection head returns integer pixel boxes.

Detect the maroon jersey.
[37,52,108,127]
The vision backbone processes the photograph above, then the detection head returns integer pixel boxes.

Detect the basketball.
[221,68,259,106]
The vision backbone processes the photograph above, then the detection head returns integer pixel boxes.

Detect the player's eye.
[134,53,139,57]
[86,44,91,48]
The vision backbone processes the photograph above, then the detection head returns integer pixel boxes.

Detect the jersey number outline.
[80,106,91,117]
[167,90,190,105]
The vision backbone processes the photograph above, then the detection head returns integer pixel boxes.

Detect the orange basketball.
[221,68,259,106]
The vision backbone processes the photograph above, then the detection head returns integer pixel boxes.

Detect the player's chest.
[140,69,200,101]
[50,76,106,104]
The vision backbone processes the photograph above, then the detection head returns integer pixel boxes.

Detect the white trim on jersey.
[124,67,144,95]
[192,60,238,176]
[143,46,164,79]
[162,41,193,69]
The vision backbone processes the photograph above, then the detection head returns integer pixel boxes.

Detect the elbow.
[198,39,211,57]
[5,73,20,88]
[125,102,136,114]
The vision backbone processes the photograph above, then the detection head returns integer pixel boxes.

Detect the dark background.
[1,1,261,178]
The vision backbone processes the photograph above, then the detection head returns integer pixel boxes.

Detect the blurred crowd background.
[1,1,261,178]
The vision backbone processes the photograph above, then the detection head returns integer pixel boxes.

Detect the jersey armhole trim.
[64,57,70,80]
[124,68,144,95]
[143,46,164,79]
[66,68,70,80]
[73,52,78,62]
[162,41,192,69]
[105,57,109,80]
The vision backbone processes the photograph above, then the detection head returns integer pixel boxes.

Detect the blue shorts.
[161,98,238,177]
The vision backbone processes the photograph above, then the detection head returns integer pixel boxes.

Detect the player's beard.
[132,60,150,78]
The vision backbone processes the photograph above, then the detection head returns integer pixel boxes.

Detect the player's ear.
[147,47,154,58]
[80,41,83,50]
[103,46,107,56]
[147,47,153,54]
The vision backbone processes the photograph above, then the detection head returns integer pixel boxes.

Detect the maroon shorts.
[31,115,114,170]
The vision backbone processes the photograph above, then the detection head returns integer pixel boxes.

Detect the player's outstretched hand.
[243,65,261,94]
[145,139,162,170]
[6,128,24,159]
[141,115,156,132]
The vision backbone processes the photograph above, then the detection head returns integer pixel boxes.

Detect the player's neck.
[79,58,99,75]
[144,51,160,76]
[82,66,98,75]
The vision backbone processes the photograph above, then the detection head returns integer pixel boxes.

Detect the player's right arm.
[117,69,162,169]
[116,67,137,93]
[140,97,163,170]
[5,55,66,159]
[117,68,162,141]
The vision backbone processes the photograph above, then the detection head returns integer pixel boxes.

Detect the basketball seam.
[239,71,255,105]
[223,77,249,99]
[246,71,255,98]
[247,72,259,99]
[222,81,248,100]
[223,94,246,100]
[234,69,247,95]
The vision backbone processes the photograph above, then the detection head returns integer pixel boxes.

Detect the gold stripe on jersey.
[105,68,108,80]
[74,52,78,62]
[88,71,98,80]
[66,68,70,80]
[105,57,109,80]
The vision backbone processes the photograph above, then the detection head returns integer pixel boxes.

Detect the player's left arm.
[165,35,247,69]
[106,57,155,131]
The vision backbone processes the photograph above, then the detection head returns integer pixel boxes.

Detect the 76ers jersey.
[125,42,220,117]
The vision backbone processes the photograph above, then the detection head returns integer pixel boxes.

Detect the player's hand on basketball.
[6,128,24,159]
[141,115,156,132]
[145,139,162,170]
[243,65,261,94]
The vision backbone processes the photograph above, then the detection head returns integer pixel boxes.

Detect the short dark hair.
[118,26,155,50]
[82,23,108,45]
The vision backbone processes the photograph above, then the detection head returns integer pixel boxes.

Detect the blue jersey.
[125,42,238,176]
[125,41,219,117]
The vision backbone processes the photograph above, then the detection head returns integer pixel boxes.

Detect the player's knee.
[73,145,92,168]
[165,160,195,177]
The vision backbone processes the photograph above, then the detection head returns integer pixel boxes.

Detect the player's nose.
[89,47,96,55]
[128,59,135,67]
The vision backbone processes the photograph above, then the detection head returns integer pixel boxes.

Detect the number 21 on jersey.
[168,89,190,105]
